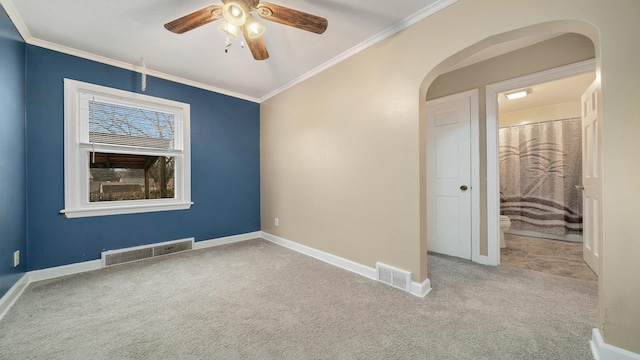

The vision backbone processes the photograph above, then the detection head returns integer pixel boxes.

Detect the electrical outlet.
[13,250,20,267]
[275,218,279,226]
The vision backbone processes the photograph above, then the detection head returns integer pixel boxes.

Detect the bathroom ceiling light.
[505,88,532,100]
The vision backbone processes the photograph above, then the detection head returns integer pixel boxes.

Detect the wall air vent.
[376,262,412,292]
[101,238,194,267]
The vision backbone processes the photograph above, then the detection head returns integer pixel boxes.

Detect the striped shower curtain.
[499,118,583,235]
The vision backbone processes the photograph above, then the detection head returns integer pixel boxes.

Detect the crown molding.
[2,0,457,104]
[26,39,261,103]
[259,0,458,102]
[0,0,31,40]
[0,0,259,103]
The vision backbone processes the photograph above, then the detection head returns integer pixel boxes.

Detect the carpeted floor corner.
[0,239,596,359]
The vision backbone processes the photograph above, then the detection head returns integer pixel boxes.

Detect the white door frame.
[485,59,596,266]
[426,89,481,263]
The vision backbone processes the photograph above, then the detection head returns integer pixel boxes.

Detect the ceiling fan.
[164,0,328,60]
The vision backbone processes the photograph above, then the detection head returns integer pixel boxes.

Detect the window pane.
[88,100,175,149]
[89,152,175,202]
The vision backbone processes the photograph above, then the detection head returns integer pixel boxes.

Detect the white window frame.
[61,79,192,218]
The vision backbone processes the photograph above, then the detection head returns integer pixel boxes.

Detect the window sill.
[61,202,193,218]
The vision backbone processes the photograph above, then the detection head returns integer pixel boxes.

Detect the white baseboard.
[1,230,433,323]
[30,232,261,282]
[260,232,377,279]
[0,231,260,321]
[29,260,102,283]
[591,328,640,360]
[193,231,261,250]
[0,273,29,321]
[411,278,432,297]
[260,232,431,298]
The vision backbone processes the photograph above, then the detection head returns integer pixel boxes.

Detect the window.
[62,79,192,218]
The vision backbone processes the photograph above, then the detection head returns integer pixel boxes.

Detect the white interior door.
[426,91,473,260]
[581,80,601,275]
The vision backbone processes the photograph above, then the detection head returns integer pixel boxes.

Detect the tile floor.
[500,233,597,282]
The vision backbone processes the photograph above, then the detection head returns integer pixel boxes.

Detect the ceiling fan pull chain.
[225,36,232,53]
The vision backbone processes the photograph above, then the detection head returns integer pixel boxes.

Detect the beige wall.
[426,33,594,256]
[499,101,581,127]
[261,0,640,352]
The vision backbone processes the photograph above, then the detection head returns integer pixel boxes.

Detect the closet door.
[426,90,476,260]
[581,80,601,276]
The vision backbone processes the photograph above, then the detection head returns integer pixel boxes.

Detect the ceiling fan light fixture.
[222,1,248,27]
[245,15,265,39]
[218,21,239,38]
[164,1,329,61]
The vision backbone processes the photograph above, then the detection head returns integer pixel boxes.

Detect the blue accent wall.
[26,46,260,270]
[0,6,27,296]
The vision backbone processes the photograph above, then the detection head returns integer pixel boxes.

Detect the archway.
[418,21,601,275]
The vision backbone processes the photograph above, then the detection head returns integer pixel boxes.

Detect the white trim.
[411,278,432,298]
[469,90,481,264]
[29,38,260,103]
[473,255,490,266]
[0,231,433,323]
[259,0,457,102]
[193,231,262,250]
[485,59,596,266]
[62,202,194,218]
[591,328,640,360]
[0,0,31,40]
[261,232,377,280]
[425,88,480,264]
[260,232,431,297]
[25,232,260,282]
[0,231,260,319]
[30,38,251,103]
[0,274,29,321]
[0,0,455,103]
[0,0,259,104]
[62,79,193,218]
[29,260,102,283]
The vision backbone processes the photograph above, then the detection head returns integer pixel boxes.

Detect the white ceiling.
[3,0,457,102]
[498,72,596,113]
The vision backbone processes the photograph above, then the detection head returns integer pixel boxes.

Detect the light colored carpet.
[0,239,596,359]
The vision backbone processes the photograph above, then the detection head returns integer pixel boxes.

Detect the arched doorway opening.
[419,21,601,275]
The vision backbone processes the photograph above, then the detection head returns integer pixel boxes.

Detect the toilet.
[499,215,511,248]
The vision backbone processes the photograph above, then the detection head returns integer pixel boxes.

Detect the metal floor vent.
[376,262,412,292]
[101,238,194,267]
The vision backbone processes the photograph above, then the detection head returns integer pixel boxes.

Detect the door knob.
[575,185,585,191]
[460,185,468,191]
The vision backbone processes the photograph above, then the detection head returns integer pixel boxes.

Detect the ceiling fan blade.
[242,25,269,60]
[256,2,327,34]
[164,5,223,34]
